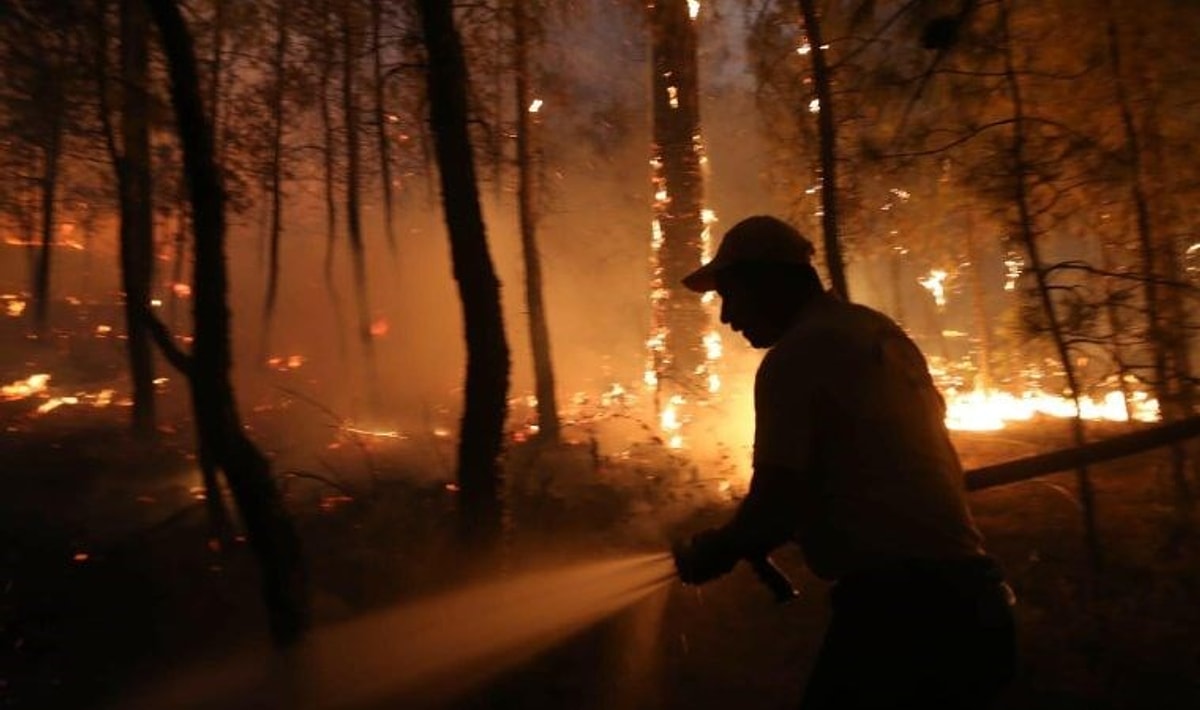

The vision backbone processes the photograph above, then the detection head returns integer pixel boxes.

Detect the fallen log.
[965,416,1200,491]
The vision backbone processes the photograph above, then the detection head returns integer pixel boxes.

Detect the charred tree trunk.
[514,0,560,443]
[1001,0,1101,572]
[648,0,709,396]
[797,0,848,300]
[320,0,347,361]
[146,0,310,645]
[32,104,62,335]
[208,0,225,163]
[370,0,397,252]
[263,0,288,324]
[340,4,378,384]
[418,0,511,547]
[118,0,157,436]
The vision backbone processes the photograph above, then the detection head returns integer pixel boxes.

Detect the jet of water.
[125,553,677,709]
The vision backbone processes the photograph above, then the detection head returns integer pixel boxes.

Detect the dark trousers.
[800,557,1016,710]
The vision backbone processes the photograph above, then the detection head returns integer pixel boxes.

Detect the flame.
[944,387,1159,431]
[687,0,700,19]
[2,373,50,400]
[918,269,949,307]
[5,299,26,317]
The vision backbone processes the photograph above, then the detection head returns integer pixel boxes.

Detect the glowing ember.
[2,374,50,400]
[342,425,405,440]
[5,299,25,317]
[687,0,700,19]
[95,324,113,336]
[527,98,543,113]
[370,318,389,337]
[172,282,192,298]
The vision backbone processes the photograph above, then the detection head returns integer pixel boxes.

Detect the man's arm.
[675,463,810,585]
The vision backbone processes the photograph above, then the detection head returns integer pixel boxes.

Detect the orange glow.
[2,373,50,400]
[370,318,389,337]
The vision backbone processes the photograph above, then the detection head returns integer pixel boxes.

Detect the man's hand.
[673,528,739,585]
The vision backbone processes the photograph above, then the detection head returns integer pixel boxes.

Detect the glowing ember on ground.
[2,374,50,400]
[5,299,25,317]
[342,425,405,440]
[266,354,305,371]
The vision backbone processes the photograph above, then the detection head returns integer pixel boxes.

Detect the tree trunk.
[797,0,848,300]
[417,0,511,548]
[514,0,560,443]
[32,109,62,335]
[263,0,288,324]
[146,0,310,645]
[1001,0,1101,572]
[208,0,225,163]
[1104,0,1192,516]
[370,0,396,252]
[320,0,347,362]
[118,0,157,437]
[341,3,378,382]
[648,0,709,397]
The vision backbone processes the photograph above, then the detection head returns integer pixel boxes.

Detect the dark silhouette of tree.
[417,0,511,548]
[144,0,310,645]
[513,0,561,443]
[796,0,848,299]
[262,0,290,326]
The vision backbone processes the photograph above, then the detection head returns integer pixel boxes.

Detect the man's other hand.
[673,528,738,585]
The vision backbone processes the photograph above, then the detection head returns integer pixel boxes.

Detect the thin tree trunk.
[417,0,511,548]
[263,0,288,324]
[208,0,224,164]
[1001,0,1101,572]
[797,0,848,300]
[1104,0,1192,515]
[648,0,708,396]
[514,0,560,443]
[146,0,309,645]
[320,0,347,362]
[341,4,377,375]
[370,0,396,252]
[118,0,157,437]
[32,111,62,334]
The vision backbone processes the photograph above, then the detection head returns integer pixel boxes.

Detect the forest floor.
[3,345,1200,708]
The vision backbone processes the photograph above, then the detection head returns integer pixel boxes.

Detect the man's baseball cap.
[681,215,815,293]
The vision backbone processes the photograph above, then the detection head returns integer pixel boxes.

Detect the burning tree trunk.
[648,0,710,399]
[370,0,397,253]
[145,0,310,645]
[797,0,848,300]
[118,0,157,436]
[262,0,289,325]
[417,0,511,547]
[513,0,560,443]
[1000,0,1101,572]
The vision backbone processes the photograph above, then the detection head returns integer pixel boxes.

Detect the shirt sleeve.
[707,348,818,560]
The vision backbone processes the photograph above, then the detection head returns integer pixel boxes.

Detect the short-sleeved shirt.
[753,293,984,580]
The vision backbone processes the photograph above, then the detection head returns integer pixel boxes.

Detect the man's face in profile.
[715,267,789,349]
